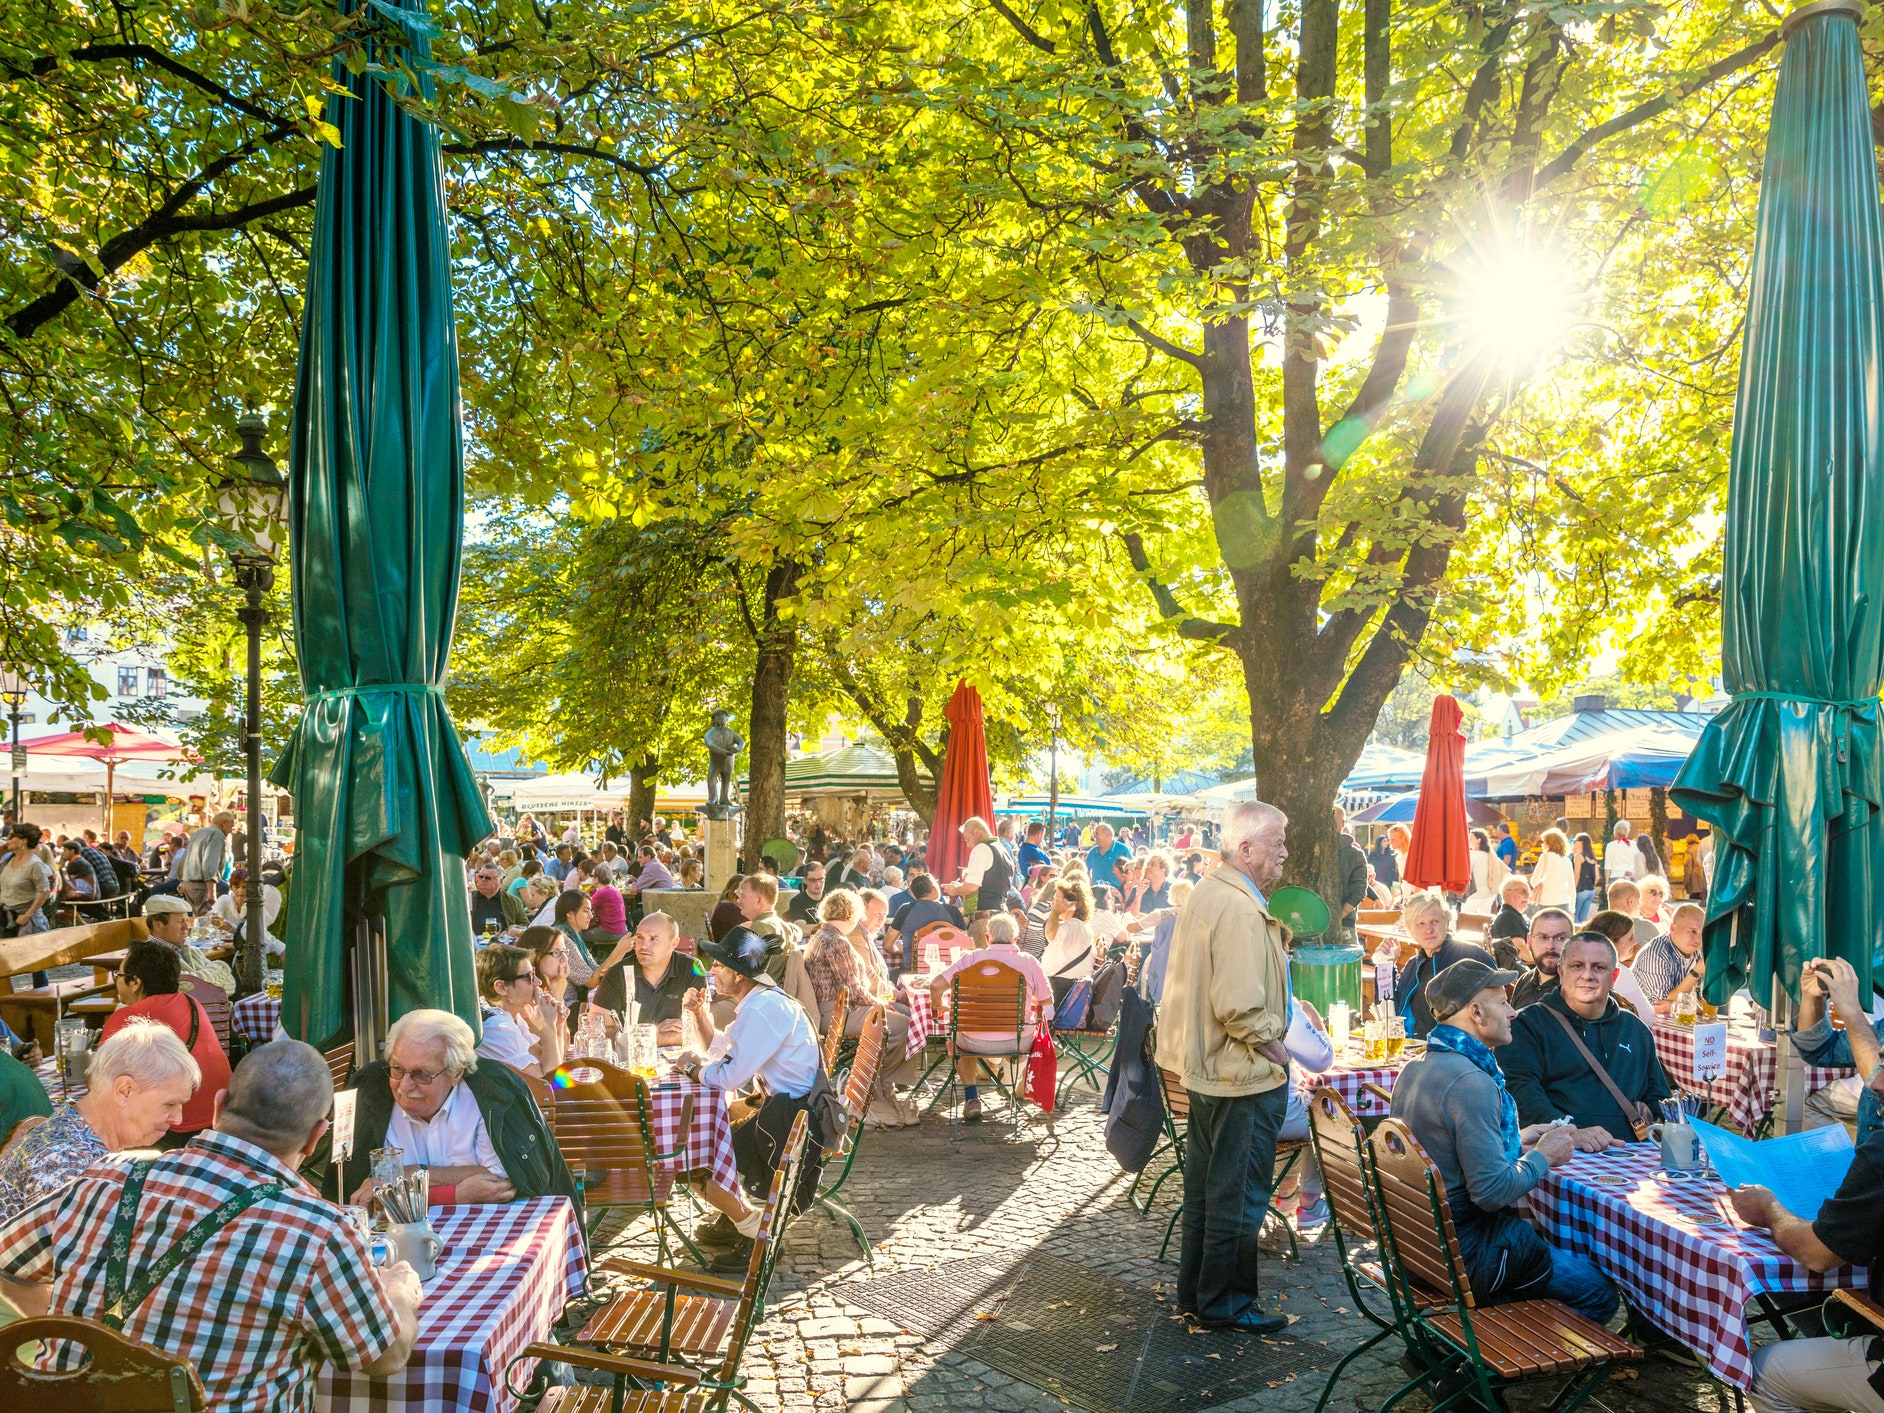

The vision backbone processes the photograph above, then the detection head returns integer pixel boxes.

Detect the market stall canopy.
[757,742,924,803]
[995,793,1149,819]
[1672,0,1884,1009]
[1336,742,1427,795]
[23,724,200,832]
[1349,791,1507,826]
[489,770,628,812]
[1469,722,1705,798]
[1186,777,1259,807]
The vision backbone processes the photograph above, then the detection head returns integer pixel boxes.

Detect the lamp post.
[0,668,26,829]
[215,409,287,999]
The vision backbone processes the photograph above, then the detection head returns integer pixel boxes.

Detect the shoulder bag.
[1543,1007,1651,1140]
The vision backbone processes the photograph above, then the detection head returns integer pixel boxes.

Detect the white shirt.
[1612,963,1655,1020]
[477,1008,539,1073]
[1604,838,1638,881]
[211,885,284,955]
[1089,909,1128,945]
[385,1077,503,1172]
[1529,850,1574,908]
[961,841,994,887]
[698,983,821,1099]
[1040,918,1096,980]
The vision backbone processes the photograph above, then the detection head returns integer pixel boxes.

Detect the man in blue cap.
[675,923,825,1270]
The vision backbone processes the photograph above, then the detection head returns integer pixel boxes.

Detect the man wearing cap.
[1390,958,1618,1322]
[675,924,825,1270]
[142,896,235,994]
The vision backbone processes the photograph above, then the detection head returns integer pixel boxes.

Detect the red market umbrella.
[24,724,197,835]
[1403,695,1471,893]
[927,681,994,888]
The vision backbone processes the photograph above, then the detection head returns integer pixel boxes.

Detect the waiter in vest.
[941,815,1016,942]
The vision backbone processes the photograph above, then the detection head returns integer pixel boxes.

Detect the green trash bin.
[1291,944,1364,1018]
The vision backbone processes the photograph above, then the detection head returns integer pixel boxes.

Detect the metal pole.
[7,698,19,826]
[1047,718,1060,837]
[234,558,272,998]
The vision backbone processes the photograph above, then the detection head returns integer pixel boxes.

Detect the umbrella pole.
[351,911,389,1062]
[103,759,114,840]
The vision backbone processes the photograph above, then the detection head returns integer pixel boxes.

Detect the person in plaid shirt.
[0,1039,423,1410]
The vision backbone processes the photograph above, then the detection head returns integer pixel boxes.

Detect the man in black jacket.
[1501,932,1670,1144]
[341,1008,581,1219]
[1334,808,1368,943]
[1485,877,1532,970]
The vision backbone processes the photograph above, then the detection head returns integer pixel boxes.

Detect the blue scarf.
[1426,1023,1521,1164]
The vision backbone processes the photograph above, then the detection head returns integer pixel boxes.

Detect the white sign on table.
[332,1088,357,1161]
[1691,1021,1728,1078]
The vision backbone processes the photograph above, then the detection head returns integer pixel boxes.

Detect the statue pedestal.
[704,815,739,896]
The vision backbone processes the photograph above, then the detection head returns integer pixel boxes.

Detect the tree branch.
[1120,531,1240,642]
[986,0,1057,53]
[14,43,287,127]
[1532,31,1780,193]
[1126,318,1203,369]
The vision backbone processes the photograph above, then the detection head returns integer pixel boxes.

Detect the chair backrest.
[949,960,1029,1042]
[1456,912,1493,933]
[716,1110,810,1384]
[0,1313,207,1411]
[839,1007,887,1142]
[1368,1118,1474,1309]
[912,919,957,944]
[546,1058,677,1207]
[177,977,230,1053]
[322,1041,355,1091]
[1308,1087,1383,1249]
[1358,909,1401,926]
[820,987,850,1074]
[1155,1064,1190,1132]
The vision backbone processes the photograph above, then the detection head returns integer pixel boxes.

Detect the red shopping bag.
[1027,1026,1057,1112]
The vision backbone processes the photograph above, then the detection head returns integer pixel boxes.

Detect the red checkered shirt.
[0,1129,401,1413]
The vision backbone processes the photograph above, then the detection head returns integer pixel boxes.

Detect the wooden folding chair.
[177,976,232,1053]
[322,1041,356,1091]
[1142,1063,1304,1261]
[1306,1087,1449,1413]
[1367,1119,1639,1413]
[818,987,852,1078]
[0,1313,207,1411]
[928,958,1034,1139]
[548,1058,700,1264]
[811,1005,885,1264]
[559,1112,811,1413]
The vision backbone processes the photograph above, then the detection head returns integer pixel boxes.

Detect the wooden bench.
[0,918,148,1047]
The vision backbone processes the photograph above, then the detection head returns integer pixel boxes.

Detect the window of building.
[66,626,88,643]
[117,667,140,697]
[146,667,167,699]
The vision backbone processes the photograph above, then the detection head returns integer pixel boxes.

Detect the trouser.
[1177,1085,1289,1324]
[827,1000,919,1098]
[1751,1336,1884,1413]
[1455,1209,1618,1324]
[1575,889,1596,923]
[730,1090,826,1213]
[1276,1088,1323,1201]
[179,879,213,915]
[1804,1075,1865,1139]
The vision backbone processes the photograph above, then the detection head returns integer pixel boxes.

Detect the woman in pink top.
[588,865,628,936]
[927,914,1054,1123]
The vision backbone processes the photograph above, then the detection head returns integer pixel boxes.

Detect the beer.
[1386,1016,1406,1060]
[1363,1019,1386,1063]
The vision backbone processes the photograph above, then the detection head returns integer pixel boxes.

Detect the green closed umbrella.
[1671,0,1884,1009]
[270,0,492,1047]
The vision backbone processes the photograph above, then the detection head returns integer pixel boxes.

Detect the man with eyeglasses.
[345,1008,578,1211]
[468,863,526,936]
[786,863,826,927]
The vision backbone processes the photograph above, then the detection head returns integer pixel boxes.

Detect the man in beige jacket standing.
[1155,799,1293,1334]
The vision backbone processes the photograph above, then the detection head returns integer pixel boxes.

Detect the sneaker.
[1294,1197,1331,1229]
[866,1096,905,1130]
[962,1098,984,1124]
[694,1214,739,1249]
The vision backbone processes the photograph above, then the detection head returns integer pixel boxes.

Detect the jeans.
[1574,889,1596,924]
[1455,1208,1618,1325]
[1177,1085,1289,1324]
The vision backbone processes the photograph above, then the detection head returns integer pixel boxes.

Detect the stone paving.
[578,1084,1736,1413]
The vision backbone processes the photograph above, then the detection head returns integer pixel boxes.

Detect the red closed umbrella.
[1403,694,1471,893]
[927,681,994,888]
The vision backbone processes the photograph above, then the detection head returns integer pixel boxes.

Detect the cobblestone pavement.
[576,1084,1736,1413]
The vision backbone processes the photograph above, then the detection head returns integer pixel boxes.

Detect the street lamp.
[214,409,287,998]
[0,667,26,828]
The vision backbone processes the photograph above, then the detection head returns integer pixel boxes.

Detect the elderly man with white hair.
[939,815,1016,938]
[178,809,235,915]
[0,1019,200,1220]
[345,1008,579,1211]
[0,1039,423,1404]
[1155,800,1295,1335]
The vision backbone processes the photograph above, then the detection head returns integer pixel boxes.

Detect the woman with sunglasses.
[473,944,566,1080]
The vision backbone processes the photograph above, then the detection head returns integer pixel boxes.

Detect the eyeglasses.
[502,970,539,988]
[388,1064,451,1086]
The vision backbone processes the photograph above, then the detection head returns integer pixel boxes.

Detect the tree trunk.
[742,560,799,869]
[627,756,659,837]
[893,745,937,824]
[1246,670,1351,943]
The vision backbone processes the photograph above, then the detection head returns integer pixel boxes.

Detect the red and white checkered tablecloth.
[635,1075,739,1193]
[899,978,943,1057]
[234,991,282,1042]
[317,1195,587,1413]
[1304,1059,1404,1118]
[1529,1143,1855,1388]
[33,1055,87,1103]
[1651,1020,1851,1134]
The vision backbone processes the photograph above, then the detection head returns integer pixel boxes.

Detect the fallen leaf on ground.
[1095,1343,1118,1352]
